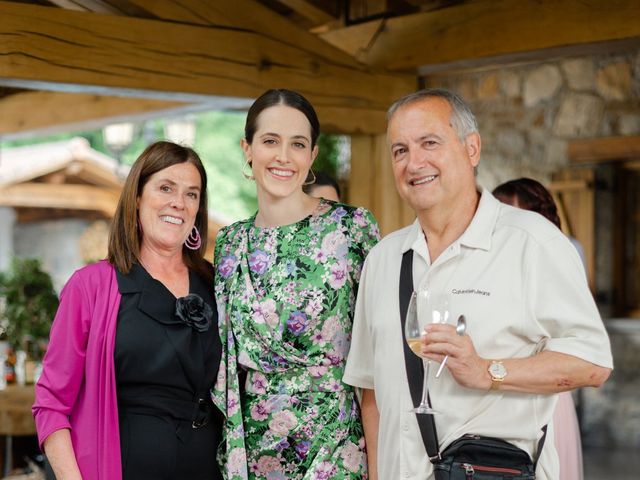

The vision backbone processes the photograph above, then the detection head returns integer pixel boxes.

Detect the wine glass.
[404,290,450,414]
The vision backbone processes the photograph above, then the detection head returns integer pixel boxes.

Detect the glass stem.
[420,359,431,407]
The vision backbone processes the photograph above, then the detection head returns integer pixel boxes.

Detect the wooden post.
[550,169,596,290]
[349,134,409,236]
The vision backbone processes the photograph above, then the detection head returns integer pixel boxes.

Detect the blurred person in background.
[303,170,341,202]
[494,176,587,480]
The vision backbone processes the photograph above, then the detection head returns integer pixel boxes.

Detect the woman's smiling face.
[242,104,318,201]
[137,161,202,254]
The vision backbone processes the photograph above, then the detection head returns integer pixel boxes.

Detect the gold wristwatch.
[488,360,507,390]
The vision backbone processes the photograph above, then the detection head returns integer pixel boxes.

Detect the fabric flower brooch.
[175,294,213,333]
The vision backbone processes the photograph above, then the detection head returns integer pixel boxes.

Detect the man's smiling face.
[387,97,480,215]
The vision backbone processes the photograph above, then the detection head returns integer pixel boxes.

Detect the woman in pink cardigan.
[33,141,223,480]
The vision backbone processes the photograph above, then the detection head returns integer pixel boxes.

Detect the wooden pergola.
[1,0,639,233]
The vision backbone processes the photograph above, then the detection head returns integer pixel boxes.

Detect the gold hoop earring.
[242,159,254,180]
[303,169,316,186]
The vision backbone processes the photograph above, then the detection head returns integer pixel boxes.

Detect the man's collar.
[401,187,500,255]
[457,188,500,251]
[400,219,425,254]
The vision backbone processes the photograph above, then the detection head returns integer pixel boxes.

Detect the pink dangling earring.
[184,225,201,250]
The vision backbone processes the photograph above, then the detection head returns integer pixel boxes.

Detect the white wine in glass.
[404,291,438,414]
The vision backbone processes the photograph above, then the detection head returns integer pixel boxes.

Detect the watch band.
[490,376,504,390]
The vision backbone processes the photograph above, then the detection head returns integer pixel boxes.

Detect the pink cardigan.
[33,260,122,480]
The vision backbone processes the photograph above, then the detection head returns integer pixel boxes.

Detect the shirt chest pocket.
[450,287,528,357]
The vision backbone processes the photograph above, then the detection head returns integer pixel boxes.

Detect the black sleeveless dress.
[115,263,223,480]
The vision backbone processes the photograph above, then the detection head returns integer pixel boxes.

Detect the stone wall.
[581,320,640,448]
[425,47,640,188]
[0,207,16,272]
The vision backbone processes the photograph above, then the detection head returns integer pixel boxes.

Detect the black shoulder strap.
[399,249,441,462]
[534,424,548,468]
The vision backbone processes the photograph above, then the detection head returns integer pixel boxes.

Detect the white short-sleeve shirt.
[344,189,613,480]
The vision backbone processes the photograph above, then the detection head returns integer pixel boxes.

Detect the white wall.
[13,219,90,292]
[0,207,16,272]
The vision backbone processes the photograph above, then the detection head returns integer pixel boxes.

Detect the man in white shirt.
[343,89,613,480]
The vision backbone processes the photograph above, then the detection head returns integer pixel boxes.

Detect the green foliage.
[193,111,258,220]
[313,134,340,177]
[117,121,165,166]
[0,258,59,357]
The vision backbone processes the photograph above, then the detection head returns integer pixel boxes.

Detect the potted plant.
[0,257,59,363]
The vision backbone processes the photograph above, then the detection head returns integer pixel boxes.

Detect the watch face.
[489,362,507,379]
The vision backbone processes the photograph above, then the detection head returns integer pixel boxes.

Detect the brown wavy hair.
[493,177,561,229]
[107,141,213,283]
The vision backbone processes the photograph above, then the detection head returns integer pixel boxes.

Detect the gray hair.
[387,88,478,142]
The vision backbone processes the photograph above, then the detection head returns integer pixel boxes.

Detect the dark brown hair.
[108,141,212,283]
[493,177,561,229]
[302,171,341,199]
[244,89,320,147]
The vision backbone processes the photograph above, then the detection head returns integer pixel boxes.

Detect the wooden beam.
[349,133,408,235]
[623,159,640,170]
[348,135,376,213]
[569,135,640,164]
[123,0,391,135]
[47,0,90,12]
[0,90,190,139]
[277,0,336,26]
[315,105,387,135]
[551,168,596,289]
[0,1,414,134]
[125,0,395,135]
[0,91,387,138]
[48,0,123,14]
[319,19,384,58]
[0,183,120,217]
[320,0,640,71]
[547,179,590,192]
[126,0,353,66]
[64,159,123,189]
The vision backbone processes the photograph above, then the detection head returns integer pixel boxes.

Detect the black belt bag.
[433,434,536,479]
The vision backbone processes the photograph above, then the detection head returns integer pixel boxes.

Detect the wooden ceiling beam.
[277,0,336,26]
[53,0,150,16]
[0,183,120,217]
[64,160,123,189]
[0,89,386,138]
[48,0,123,14]
[569,136,640,164]
[46,0,90,12]
[0,1,414,134]
[315,105,386,135]
[319,0,640,72]
[123,0,355,67]
[0,90,192,139]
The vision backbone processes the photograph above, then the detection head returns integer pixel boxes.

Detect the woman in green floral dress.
[213,89,380,480]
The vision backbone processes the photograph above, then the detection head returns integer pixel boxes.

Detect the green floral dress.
[213,200,379,480]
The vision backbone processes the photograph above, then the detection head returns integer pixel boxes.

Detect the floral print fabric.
[213,200,380,480]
